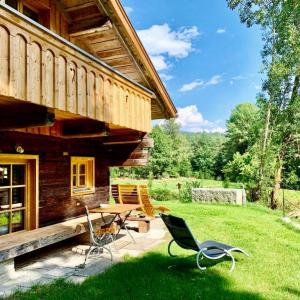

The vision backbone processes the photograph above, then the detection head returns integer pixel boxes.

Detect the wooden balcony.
[0,4,153,133]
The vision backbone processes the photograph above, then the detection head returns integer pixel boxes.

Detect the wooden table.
[90,204,141,241]
[90,204,141,215]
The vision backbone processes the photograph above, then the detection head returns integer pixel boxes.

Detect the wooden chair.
[80,206,114,268]
[111,184,170,218]
[138,185,170,217]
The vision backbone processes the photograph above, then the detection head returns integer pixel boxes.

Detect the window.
[71,157,95,195]
[0,155,38,237]
[0,163,26,235]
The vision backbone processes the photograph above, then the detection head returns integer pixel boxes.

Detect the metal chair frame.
[81,206,114,267]
[162,214,249,272]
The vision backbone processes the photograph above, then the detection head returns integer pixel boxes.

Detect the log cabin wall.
[0,131,110,227]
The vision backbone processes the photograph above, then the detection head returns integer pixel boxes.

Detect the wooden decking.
[0,213,108,263]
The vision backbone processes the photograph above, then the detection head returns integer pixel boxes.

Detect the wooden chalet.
[0,0,176,268]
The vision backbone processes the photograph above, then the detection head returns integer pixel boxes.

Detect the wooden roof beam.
[64,0,95,12]
[53,0,72,24]
[69,16,109,34]
[0,107,55,130]
[61,119,109,138]
[69,20,112,38]
[97,0,177,119]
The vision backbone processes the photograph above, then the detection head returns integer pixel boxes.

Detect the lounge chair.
[138,185,170,217]
[160,213,249,272]
[111,184,170,218]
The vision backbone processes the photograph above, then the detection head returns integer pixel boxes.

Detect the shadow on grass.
[6,253,262,300]
[282,287,300,298]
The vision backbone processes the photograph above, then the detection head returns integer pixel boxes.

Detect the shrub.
[222,179,230,188]
[147,172,154,190]
[179,181,203,203]
[150,187,179,202]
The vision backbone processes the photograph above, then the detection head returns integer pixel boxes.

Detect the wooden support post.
[138,219,150,233]
[127,216,151,233]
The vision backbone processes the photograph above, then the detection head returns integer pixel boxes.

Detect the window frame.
[0,154,39,237]
[71,157,95,196]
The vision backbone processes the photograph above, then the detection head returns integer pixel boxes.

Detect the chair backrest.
[85,206,96,242]
[111,184,141,205]
[111,184,155,217]
[111,184,120,203]
[138,185,155,217]
[160,214,200,252]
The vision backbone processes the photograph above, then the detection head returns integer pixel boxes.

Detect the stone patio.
[0,218,167,298]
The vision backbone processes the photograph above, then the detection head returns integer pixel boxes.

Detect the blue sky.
[121,0,263,132]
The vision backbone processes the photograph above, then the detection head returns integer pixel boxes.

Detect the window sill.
[71,188,95,196]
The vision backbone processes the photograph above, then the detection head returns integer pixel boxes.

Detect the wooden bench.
[0,213,111,268]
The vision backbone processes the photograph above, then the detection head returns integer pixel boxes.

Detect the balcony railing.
[0,4,153,133]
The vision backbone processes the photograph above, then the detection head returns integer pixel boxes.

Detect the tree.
[223,103,259,163]
[190,133,225,179]
[136,119,192,178]
[221,103,261,196]
[227,0,300,207]
[160,119,192,177]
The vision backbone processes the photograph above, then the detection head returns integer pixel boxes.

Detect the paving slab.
[17,276,54,288]
[73,259,113,277]
[0,217,167,297]
[35,267,75,278]
[0,286,30,298]
[66,275,87,284]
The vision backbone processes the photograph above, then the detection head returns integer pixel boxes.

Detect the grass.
[4,202,300,300]
[278,189,300,211]
[111,177,241,192]
[111,177,300,210]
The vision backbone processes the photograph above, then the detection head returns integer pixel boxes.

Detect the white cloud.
[230,75,247,85]
[138,24,199,58]
[175,105,226,133]
[179,75,222,92]
[150,55,169,71]
[216,28,226,34]
[159,73,173,81]
[124,6,133,15]
[137,24,200,71]
[255,84,261,90]
[206,75,222,86]
[179,80,204,92]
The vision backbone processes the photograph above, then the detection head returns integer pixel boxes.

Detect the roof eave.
[99,0,177,119]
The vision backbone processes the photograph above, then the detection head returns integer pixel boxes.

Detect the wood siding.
[0,131,151,226]
[0,5,152,133]
[0,131,110,227]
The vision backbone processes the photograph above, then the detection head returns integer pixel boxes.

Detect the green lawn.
[111,177,300,210]
[5,202,300,300]
[111,177,241,192]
